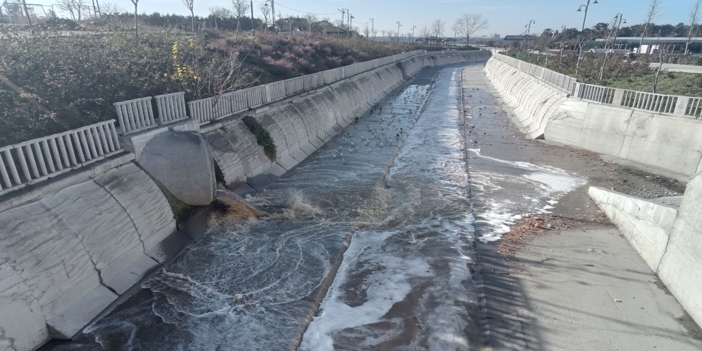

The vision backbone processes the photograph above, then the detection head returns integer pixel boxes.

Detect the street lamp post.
[576,0,599,75]
[338,8,346,37]
[524,20,535,48]
[411,25,416,43]
[396,21,402,42]
[612,14,626,50]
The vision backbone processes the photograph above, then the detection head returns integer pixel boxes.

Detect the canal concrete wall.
[483,57,702,181]
[0,51,490,351]
[0,158,188,351]
[201,51,491,196]
[590,173,702,327]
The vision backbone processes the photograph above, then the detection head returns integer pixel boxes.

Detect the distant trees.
[431,19,445,37]
[453,14,488,44]
[305,14,316,34]
[321,17,330,36]
[420,25,431,38]
[639,0,662,53]
[58,0,86,21]
[259,3,270,33]
[231,0,249,33]
[209,6,230,29]
[181,0,194,32]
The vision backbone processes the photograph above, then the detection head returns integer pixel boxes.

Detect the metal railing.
[0,120,121,196]
[493,53,699,119]
[686,97,702,118]
[492,53,575,93]
[112,50,434,128]
[619,90,678,115]
[155,92,189,125]
[574,83,616,104]
[113,97,156,134]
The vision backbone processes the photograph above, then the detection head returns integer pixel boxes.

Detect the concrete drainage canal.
[43,63,494,351]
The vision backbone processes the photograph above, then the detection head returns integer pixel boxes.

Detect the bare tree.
[686,0,702,55]
[453,14,488,46]
[59,0,87,21]
[639,0,662,54]
[381,29,386,39]
[431,19,445,37]
[210,6,230,29]
[231,0,249,33]
[182,0,194,32]
[129,0,138,40]
[259,3,270,34]
[20,0,32,29]
[100,2,121,22]
[363,25,370,38]
[420,25,431,38]
[653,43,671,93]
[305,14,317,34]
[321,16,330,36]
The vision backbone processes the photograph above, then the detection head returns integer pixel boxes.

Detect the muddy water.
[45,63,586,351]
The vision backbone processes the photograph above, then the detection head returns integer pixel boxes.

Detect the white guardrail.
[113,50,427,132]
[0,120,121,196]
[492,53,699,119]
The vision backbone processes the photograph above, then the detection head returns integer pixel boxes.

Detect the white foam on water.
[468,148,587,243]
[301,69,479,351]
[299,228,434,351]
[524,172,586,194]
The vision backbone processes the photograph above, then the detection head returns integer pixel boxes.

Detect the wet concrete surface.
[461,65,702,350]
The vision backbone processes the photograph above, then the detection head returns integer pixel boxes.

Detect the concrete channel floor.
[461,65,702,351]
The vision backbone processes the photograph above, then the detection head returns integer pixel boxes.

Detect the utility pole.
[369,18,374,39]
[576,0,599,75]
[250,0,255,35]
[348,12,354,37]
[411,25,416,43]
[396,21,402,42]
[268,0,276,33]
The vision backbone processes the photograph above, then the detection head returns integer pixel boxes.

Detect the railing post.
[612,89,625,107]
[674,96,690,116]
[572,83,582,99]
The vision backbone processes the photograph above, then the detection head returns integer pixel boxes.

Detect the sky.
[30,0,696,36]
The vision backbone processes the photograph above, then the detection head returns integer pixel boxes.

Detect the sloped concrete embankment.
[203,51,491,195]
[483,57,702,181]
[0,158,190,351]
[0,51,490,351]
[590,173,702,327]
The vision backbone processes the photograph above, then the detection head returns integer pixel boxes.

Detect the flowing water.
[45,64,585,351]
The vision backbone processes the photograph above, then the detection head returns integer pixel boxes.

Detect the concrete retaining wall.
[484,57,702,180]
[590,174,702,327]
[657,172,702,326]
[0,161,187,350]
[206,51,490,194]
[588,187,679,271]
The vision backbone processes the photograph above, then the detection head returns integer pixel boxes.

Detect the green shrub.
[243,115,276,161]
